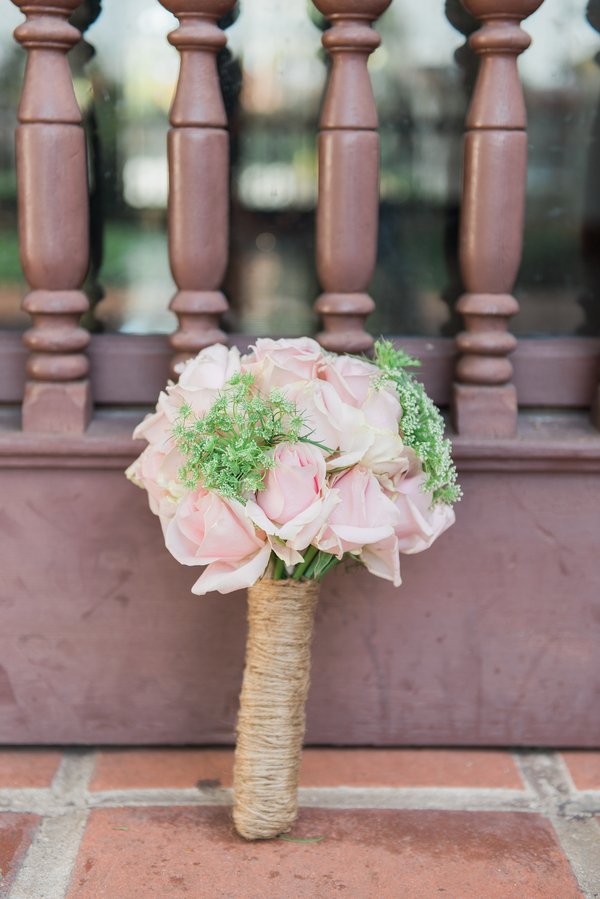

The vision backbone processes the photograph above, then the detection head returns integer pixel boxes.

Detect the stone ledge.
[1,408,600,471]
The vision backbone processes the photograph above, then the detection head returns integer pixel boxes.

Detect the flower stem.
[272,556,286,580]
[292,545,319,581]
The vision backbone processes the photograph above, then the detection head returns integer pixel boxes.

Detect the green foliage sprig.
[373,339,461,506]
[172,371,329,503]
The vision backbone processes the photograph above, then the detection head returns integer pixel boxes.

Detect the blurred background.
[1,0,599,338]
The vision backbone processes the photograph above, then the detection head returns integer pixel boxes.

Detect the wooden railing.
[8,0,600,438]
[13,0,92,433]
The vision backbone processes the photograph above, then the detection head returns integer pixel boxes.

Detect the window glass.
[0,0,598,337]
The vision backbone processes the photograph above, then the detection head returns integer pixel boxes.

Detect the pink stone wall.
[1,467,598,745]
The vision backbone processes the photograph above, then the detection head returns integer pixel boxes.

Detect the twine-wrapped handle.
[233,578,319,840]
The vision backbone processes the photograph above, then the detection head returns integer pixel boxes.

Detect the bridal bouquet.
[127,337,459,592]
[127,337,459,839]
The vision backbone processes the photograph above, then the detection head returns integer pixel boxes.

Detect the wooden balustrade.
[452,0,543,437]
[312,0,391,354]
[13,0,92,433]
[158,0,235,377]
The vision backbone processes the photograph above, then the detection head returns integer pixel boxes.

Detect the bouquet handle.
[233,578,319,840]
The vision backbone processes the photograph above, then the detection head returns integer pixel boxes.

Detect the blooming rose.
[246,443,338,560]
[132,393,172,446]
[165,488,270,595]
[319,353,401,431]
[387,453,455,554]
[175,343,240,415]
[317,466,400,556]
[282,378,352,452]
[316,466,403,585]
[127,425,184,535]
[132,345,240,448]
[242,337,322,392]
[318,353,378,406]
[161,344,241,424]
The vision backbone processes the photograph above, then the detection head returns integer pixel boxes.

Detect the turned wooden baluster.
[453,0,543,437]
[158,0,235,377]
[13,0,92,432]
[312,0,391,354]
[70,0,105,332]
[584,0,600,427]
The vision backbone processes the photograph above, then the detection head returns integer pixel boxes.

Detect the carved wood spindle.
[584,0,600,428]
[312,0,391,354]
[70,0,105,333]
[452,0,543,437]
[13,0,92,433]
[158,1,235,377]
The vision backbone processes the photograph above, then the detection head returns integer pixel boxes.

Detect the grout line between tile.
[8,811,90,899]
[80,785,534,813]
[514,751,600,899]
[549,816,600,899]
[50,750,97,806]
[8,750,96,899]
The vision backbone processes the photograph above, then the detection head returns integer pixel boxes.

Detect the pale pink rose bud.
[246,443,337,552]
[258,443,326,524]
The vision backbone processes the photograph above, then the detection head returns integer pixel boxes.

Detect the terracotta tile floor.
[0,748,599,898]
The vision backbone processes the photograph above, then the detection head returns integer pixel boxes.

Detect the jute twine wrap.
[233,578,320,841]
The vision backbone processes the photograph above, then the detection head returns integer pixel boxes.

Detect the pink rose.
[246,443,338,555]
[319,353,401,431]
[126,440,183,533]
[132,395,172,445]
[242,337,323,391]
[283,378,353,452]
[165,488,270,594]
[132,345,240,446]
[317,466,401,558]
[168,344,241,419]
[359,535,401,586]
[387,452,455,554]
[319,353,378,406]
[361,387,402,432]
[328,416,408,485]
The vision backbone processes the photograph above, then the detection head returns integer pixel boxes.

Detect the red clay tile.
[561,751,600,791]
[67,807,580,899]
[0,813,39,894]
[0,750,62,788]
[89,749,234,791]
[299,749,523,789]
[90,748,523,792]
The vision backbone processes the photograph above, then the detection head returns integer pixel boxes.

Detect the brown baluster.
[158,0,235,377]
[583,0,600,427]
[312,0,391,354]
[452,0,543,437]
[13,0,92,433]
[70,0,105,333]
